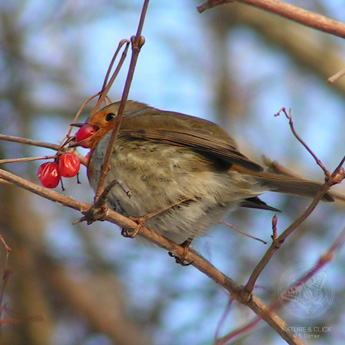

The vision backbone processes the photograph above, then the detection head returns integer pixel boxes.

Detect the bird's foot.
[169,238,194,266]
[76,204,108,225]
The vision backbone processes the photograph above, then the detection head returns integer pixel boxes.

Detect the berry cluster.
[37,125,96,188]
[37,153,81,188]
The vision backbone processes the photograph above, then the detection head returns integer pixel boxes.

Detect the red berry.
[75,125,97,147]
[37,162,61,188]
[58,153,81,178]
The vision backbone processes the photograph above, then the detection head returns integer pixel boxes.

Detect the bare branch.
[0,167,303,342]
[245,156,344,293]
[0,155,57,165]
[328,67,345,84]
[0,234,11,330]
[0,134,60,151]
[197,0,345,39]
[93,0,149,203]
[275,108,330,176]
[219,220,267,244]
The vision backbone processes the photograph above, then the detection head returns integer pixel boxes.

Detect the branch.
[93,0,149,203]
[245,156,344,293]
[275,108,329,175]
[0,167,302,344]
[0,134,60,151]
[197,0,345,39]
[0,134,88,166]
[0,234,11,330]
[217,226,345,344]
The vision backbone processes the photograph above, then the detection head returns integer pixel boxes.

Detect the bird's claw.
[168,238,194,266]
[75,205,108,225]
[121,222,143,238]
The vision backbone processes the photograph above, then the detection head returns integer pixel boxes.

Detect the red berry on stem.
[58,153,81,178]
[75,125,97,147]
[37,162,61,188]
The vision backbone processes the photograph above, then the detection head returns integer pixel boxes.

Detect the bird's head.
[70,104,120,149]
[70,101,149,149]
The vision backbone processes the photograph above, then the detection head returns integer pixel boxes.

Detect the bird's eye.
[105,112,116,122]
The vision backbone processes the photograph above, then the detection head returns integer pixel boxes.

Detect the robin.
[73,101,333,244]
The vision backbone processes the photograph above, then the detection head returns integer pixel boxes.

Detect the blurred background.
[1,1,345,344]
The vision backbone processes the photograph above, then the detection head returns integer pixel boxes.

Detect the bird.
[72,101,334,245]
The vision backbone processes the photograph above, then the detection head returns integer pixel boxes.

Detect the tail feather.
[229,165,334,202]
[254,171,334,202]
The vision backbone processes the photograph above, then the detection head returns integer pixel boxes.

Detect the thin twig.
[90,39,130,117]
[0,135,88,166]
[197,0,345,39]
[217,225,345,344]
[262,156,303,177]
[0,134,60,151]
[271,214,278,240]
[0,155,57,165]
[0,234,11,331]
[219,220,267,244]
[244,110,345,292]
[214,315,266,345]
[94,0,149,203]
[275,108,329,176]
[245,156,344,293]
[328,67,345,84]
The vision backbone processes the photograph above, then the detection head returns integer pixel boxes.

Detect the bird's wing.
[120,128,263,172]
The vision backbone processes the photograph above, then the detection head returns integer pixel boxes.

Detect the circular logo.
[278,263,335,319]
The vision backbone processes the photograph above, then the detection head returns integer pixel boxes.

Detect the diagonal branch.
[221,226,345,344]
[0,167,302,344]
[197,0,345,40]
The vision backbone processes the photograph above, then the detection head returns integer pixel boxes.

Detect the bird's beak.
[70,122,85,128]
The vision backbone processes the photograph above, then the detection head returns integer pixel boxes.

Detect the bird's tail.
[231,166,334,202]
[255,171,334,202]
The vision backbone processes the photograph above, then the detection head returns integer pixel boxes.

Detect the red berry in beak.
[75,125,98,147]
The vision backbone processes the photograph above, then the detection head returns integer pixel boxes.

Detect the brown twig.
[214,315,268,345]
[90,39,130,117]
[262,155,303,177]
[219,220,267,244]
[328,67,345,84]
[0,234,12,331]
[275,108,329,176]
[93,0,149,203]
[0,134,60,151]
[0,155,57,165]
[245,156,344,293]
[244,109,345,293]
[0,135,88,167]
[217,225,345,345]
[197,0,345,40]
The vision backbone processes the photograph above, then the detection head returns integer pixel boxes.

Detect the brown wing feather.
[120,128,263,172]
[118,105,263,172]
